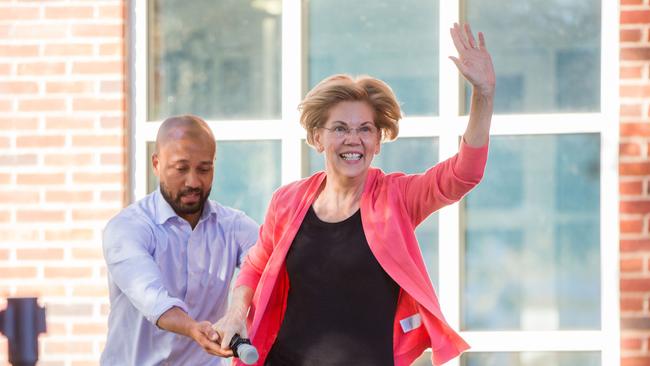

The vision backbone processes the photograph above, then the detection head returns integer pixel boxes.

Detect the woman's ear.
[313,129,324,153]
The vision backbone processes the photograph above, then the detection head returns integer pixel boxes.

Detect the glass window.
[147,140,281,223]
[148,0,281,120]
[308,0,439,116]
[462,134,601,330]
[303,137,440,286]
[464,0,601,114]
[462,351,601,366]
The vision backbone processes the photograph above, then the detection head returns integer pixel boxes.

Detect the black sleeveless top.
[264,206,399,366]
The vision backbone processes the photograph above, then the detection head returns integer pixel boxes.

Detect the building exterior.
[0,0,647,365]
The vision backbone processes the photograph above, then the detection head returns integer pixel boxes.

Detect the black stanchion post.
[0,297,47,366]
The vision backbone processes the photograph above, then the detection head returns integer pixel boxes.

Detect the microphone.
[229,334,259,365]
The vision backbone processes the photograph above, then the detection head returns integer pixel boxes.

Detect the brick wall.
[620,0,650,365]
[0,1,126,365]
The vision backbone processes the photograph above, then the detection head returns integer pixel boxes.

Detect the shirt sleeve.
[397,138,489,226]
[102,215,188,325]
[234,194,277,291]
[235,213,260,267]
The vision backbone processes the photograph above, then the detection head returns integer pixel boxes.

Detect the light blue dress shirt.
[101,189,259,366]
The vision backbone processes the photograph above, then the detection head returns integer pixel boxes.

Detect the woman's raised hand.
[449,23,496,97]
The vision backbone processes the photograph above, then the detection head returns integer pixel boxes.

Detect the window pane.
[462,134,600,330]
[302,137,439,286]
[462,352,600,366]
[149,0,281,120]
[147,140,280,224]
[308,0,439,116]
[464,0,601,113]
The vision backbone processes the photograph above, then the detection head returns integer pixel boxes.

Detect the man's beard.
[160,182,211,216]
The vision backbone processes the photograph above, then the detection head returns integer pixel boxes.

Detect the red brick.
[622,123,650,137]
[621,10,650,24]
[0,190,39,203]
[43,44,93,56]
[99,42,123,56]
[44,229,94,241]
[0,45,39,57]
[621,239,650,252]
[0,99,12,112]
[45,117,94,130]
[0,210,11,222]
[44,6,94,19]
[16,173,65,185]
[71,24,123,38]
[0,229,39,242]
[0,136,10,148]
[43,341,93,355]
[622,337,643,351]
[16,210,65,222]
[621,0,643,4]
[72,285,108,297]
[0,6,40,20]
[73,61,123,74]
[72,134,122,147]
[621,278,650,292]
[98,5,123,18]
[620,180,643,195]
[43,153,93,166]
[620,162,650,176]
[16,248,64,261]
[621,85,650,98]
[621,141,642,156]
[622,357,650,366]
[622,47,650,61]
[0,249,8,260]
[72,322,107,335]
[13,286,66,298]
[45,191,93,203]
[0,117,39,130]
[16,62,65,76]
[0,63,11,75]
[0,154,38,166]
[101,80,123,93]
[622,258,645,272]
[72,172,122,184]
[71,208,119,221]
[71,247,103,260]
[621,29,642,42]
[621,66,643,79]
[10,25,68,40]
[46,81,94,94]
[0,81,39,94]
[0,267,37,279]
[18,99,66,112]
[101,153,123,165]
[44,267,92,278]
[16,135,65,148]
[100,190,123,202]
[100,116,123,129]
[72,98,122,111]
[621,218,644,233]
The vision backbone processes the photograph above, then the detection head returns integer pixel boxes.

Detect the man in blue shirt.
[101,115,259,365]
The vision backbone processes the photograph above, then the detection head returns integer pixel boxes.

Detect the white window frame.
[130,0,619,364]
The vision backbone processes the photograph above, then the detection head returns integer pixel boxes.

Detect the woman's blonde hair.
[299,74,401,147]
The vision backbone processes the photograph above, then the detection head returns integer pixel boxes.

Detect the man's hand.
[188,320,234,357]
[157,306,233,358]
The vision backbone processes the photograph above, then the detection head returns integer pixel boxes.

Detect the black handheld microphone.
[229,334,259,365]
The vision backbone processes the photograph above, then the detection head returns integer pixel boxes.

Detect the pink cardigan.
[235,140,488,366]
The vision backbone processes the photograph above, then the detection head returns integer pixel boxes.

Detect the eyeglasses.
[320,125,378,139]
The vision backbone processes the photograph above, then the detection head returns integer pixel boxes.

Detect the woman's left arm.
[449,23,495,147]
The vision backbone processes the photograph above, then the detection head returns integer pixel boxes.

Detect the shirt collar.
[154,187,216,225]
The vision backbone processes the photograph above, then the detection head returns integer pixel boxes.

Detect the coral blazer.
[235,140,488,366]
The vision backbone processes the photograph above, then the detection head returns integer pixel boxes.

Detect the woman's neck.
[312,173,366,223]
